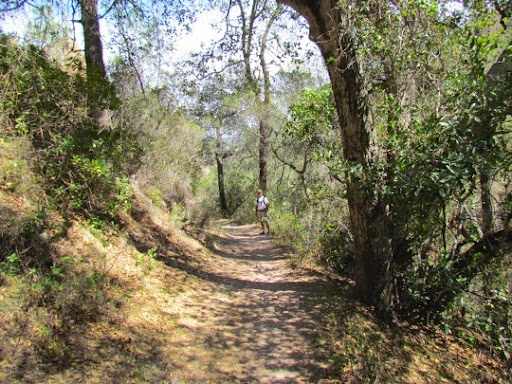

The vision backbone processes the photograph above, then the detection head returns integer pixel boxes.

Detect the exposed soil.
[146,221,349,383]
[3,206,508,383]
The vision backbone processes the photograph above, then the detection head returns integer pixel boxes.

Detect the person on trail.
[255,189,270,235]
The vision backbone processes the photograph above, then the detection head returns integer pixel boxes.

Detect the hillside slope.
[1,182,509,383]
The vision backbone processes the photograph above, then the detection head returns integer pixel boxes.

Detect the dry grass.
[1,182,510,383]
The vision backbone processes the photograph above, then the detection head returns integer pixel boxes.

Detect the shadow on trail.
[128,210,351,296]
[212,242,286,262]
[103,211,487,383]
[173,282,349,382]
[205,229,288,262]
[77,206,503,384]
[125,211,356,381]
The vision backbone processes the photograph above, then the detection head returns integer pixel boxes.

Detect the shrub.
[0,35,137,221]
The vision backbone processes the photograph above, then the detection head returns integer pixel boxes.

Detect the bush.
[270,196,353,271]
[188,168,221,226]
[0,36,135,372]
[0,35,137,221]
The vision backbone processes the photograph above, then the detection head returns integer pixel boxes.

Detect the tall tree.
[278,0,395,314]
[478,16,512,235]
[0,0,111,118]
[77,0,106,81]
[234,0,282,191]
[190,0,294,192]
[277,0,512,317]
[193,71,251,217]
[76,0,114,125]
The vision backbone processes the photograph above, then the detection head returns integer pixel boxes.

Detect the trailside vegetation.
[0,0,511,378]
[277,0,512,362]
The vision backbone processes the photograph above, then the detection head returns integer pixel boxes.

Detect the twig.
[13,314,29,357]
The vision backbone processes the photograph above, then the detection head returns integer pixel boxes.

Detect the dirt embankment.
[3,195,508,383]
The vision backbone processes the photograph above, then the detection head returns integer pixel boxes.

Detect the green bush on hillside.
[0,35,138,371]
[0,35,137,221]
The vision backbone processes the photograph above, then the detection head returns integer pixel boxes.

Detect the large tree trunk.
[77,0,111,124]
[78,0,106,81]
[279,0,395,314]
[478,18,512,235]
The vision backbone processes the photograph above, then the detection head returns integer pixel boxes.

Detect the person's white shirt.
[256,196,269,211]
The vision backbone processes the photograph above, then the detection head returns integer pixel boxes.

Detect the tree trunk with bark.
[77,0,111,123]
[479,164,494,236]
[215,124,230,217]
[478,17,512,235]
[278,0,395,315]
[78,0,106,81]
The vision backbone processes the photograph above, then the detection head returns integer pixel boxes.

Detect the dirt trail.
[7,213,507,384]
[161,222,347,383]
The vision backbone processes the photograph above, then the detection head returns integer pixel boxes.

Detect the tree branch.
[452,230,512,277]
[0,0,30,12]
[98,0,120,19]
[271,144,305,175]
[260,4,281,103]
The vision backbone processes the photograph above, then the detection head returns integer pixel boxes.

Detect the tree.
[1,0,194,111]
[227,0,283,191]
[189,0,308,192]
[75,0,116,126]
[278,0,395,314]
[1,0,111,118]
[277,0,512,321]
[477,16,512,235]
[192,70,254,217]
[278,84,340,196]
[77,0,105,81]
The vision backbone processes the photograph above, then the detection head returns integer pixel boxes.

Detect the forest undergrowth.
[1,175,510,383]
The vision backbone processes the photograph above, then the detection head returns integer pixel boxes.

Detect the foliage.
[188,168,222,225]
[279,0,512,360]
[366,9,512,361]
[270,179,353,272]
[228,171,260,223]
[112,83,203,210]
[136,247,157,274]
[274,84,350,269]
[0,36,139,374]
[285,85,337,145]
[187,69,265,221]
[0,136,40,198]
[374,1,510,360]
[0,36,137,221]
[0,0,511,372]
[448,247,512,362]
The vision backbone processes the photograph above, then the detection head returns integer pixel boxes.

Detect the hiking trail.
[10,214,507,384]
[156,221,347,383]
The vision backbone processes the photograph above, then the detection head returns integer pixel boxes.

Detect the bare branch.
[98,0,120,19]
[195,60,240,80]
[0,0,30,12]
